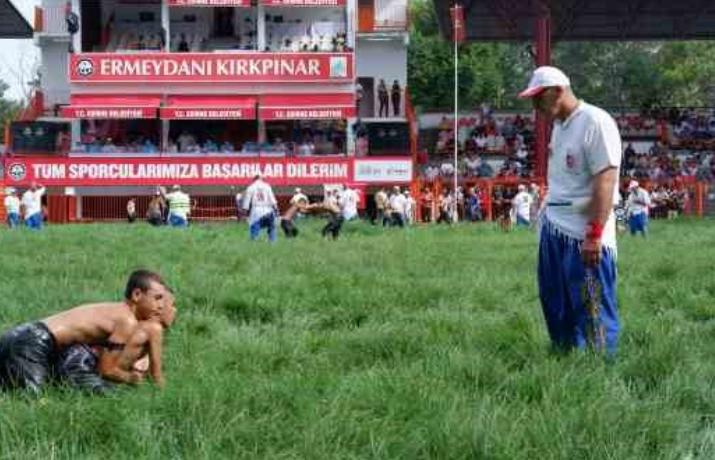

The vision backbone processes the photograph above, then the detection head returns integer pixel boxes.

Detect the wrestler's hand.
[129,370,145,385]
[582,236,601,267]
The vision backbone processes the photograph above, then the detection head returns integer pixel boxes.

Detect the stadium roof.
[0,0,32,39]
[433,0,715,42]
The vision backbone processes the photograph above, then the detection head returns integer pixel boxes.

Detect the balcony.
[358,0,408,34]
[34,6,70,39]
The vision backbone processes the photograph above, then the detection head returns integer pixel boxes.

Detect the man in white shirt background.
[389,186,407,228]
[626,180,651,237]
[519,66,621,357]
[22,182,46,230]
[511,184,533,227]
[242,174,278,242]
[4,187,21,229]
[338,184,359,221]
[404,190,417,224]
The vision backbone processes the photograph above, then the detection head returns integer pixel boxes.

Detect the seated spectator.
[177,131,196,153]
[141,138,157,154]
[465,155,480,176]
[102,138,117,153]
[477,161,494,178]
[440,162,455,177]
[178,34,189,52]
[204,138,219,153]
[515,145,529,163]
[167,140,178,154]
[220,140,235,153]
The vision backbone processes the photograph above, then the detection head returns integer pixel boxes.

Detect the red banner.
[61,107,157,119]
[3,157,354,187]
[260,107,354,120]
[262,0,346,6]
[160,108,252,120]
[70,53,353,83]
[3,157,414,186]
[168,0,251,6]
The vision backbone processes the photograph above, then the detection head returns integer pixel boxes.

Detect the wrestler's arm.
[143,321,166,387]
[98,320,147,385]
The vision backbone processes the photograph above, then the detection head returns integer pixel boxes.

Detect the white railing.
[374,0,408,31]
[40,6,68,35]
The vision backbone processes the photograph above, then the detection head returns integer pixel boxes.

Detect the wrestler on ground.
[0,270,168,393]
[56,289,177,393]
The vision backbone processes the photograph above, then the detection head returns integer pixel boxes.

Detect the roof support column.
[534,1,551,179]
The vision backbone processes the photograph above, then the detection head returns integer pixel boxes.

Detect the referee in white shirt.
[519,66,621,357]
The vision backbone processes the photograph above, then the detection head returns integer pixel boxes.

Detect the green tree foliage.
[408,0,715,110]
[0,81,22,146]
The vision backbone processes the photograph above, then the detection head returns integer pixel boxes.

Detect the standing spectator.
[391,80,401,117]
[377,79,389,118]
[126,198,137,223]
[146,192,164,226]
[512,184,533,227]
[234,188,243,221]
[529,183,541,225]
[519,66,621,356]
[626,180,651,237]
[436,189,453,225]
[466,187,482,221]
[21,182,45,230]
[421,187,434,223]
[404,190,416,224]
[355,79,364,117]
[4,188,21,229]
[178,34,189,52]
[373,187,388,225]
[162,185,191,227]
[388,186,406,227]
[242,174,278,242]
[338,184,360,221]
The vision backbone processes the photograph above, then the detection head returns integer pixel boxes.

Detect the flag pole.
[452,4,460,222]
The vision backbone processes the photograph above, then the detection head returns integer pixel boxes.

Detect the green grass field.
[1,218,714,460]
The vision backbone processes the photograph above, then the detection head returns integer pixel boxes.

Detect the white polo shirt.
[627,188,651,216]
[4,195,20,214]
[339,188,359,220]
[389,193,407,215]
[21,187,45,218]
[242,179,277,224]
[545,101,622,248]
[512,191,533,220]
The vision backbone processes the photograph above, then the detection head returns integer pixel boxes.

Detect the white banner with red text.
[70,53,353,83]
[3,157,412,187]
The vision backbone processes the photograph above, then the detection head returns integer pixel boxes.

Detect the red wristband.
[585,220,604,240]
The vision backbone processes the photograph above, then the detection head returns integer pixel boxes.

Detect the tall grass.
[0,218,713,459]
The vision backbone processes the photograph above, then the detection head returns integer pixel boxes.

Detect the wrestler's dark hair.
[125,270,166,300]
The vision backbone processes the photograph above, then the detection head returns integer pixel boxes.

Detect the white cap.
[172,184,181,190]
[518,66,571,98]
[5,187,15,194]
[629,180,639,190]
